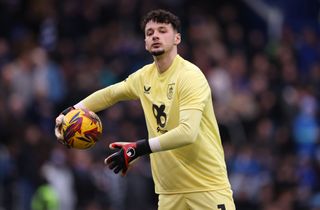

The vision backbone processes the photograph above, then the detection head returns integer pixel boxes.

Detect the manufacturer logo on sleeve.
[144,85,151,94]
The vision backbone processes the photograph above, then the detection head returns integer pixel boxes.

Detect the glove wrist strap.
[61,106,75,115]
[136,139,152,156]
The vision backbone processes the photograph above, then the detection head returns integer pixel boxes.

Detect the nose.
[152,31,159,40]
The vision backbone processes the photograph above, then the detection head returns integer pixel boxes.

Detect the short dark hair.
[141,9,181,33]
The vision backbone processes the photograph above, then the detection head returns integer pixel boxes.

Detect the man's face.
[144,21,181,56]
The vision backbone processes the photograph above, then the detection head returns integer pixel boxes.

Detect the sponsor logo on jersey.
[152,104,168,133]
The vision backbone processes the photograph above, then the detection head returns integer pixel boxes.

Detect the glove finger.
[114,165,123,174]
[55,115,65,140]
[88,111,100,121]
[104,151,122,165]
[55,125,63,140]
[104,153,116,165]
[109,142,130,149]
[109,142,123,150]
[108,161,117,170]
[55,114,64,125]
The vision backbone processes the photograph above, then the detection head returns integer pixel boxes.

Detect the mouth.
[151,43,161,48]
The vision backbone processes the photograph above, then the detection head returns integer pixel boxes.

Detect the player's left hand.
[105,142,138,176]
[104,139,151,176]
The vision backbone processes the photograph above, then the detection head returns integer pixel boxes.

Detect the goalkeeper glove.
[105,139,151,176]
[54,106,74,147]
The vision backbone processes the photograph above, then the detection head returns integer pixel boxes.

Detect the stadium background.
[0,0,319,209]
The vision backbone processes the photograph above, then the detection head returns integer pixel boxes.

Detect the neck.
[154,48,177,74]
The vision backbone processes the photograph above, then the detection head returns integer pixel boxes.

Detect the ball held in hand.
[61,108,103,149]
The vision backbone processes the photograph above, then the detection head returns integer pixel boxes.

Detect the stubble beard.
[150,49,165,56]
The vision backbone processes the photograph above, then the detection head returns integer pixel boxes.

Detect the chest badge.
[167,83,175,100]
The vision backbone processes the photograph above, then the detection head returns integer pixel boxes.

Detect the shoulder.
[131,63,155,77]
[175,57,210,95]
[127,63,155,82]
[177,57,207,83]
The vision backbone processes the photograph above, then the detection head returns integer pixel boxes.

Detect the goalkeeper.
[55,9,236,210]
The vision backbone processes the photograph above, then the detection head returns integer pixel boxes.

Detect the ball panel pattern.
[62,109,102,149]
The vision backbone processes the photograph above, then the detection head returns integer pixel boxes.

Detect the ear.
[174,33,181,45]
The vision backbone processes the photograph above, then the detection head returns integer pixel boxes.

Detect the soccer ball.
[61,108,103,149]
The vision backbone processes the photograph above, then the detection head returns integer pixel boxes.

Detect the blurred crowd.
[0,0,319,210]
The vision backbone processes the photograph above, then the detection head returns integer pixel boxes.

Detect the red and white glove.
[104,139,151,176]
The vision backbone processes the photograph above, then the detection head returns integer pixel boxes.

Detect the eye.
[146,29,153,36]
[159,27,167,33]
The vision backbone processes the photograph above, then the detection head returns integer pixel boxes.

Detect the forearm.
[75,82,137,112]
[149,109,202,152]
[105,109,202,175]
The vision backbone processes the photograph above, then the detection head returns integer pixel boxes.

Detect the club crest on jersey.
[144,85,151,94]
[167,83,175,100]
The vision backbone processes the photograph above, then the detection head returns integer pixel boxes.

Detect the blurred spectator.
[31,178,59,210]
[42,146,76,210]
[293,93,318,159]
[296,27,320,76]
[31,47,65,104]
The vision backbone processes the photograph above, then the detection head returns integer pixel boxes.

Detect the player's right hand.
[54,106,74,146]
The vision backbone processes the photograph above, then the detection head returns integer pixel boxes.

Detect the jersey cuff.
[74,101,86,109]
[149,137,161,152]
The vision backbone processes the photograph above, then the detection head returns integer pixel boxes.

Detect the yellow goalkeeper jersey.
[81,55,231,194]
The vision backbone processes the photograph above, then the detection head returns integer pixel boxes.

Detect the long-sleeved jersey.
[79,55,231,194]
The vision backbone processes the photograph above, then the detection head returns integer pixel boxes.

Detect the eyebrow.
[146,25,168,32]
